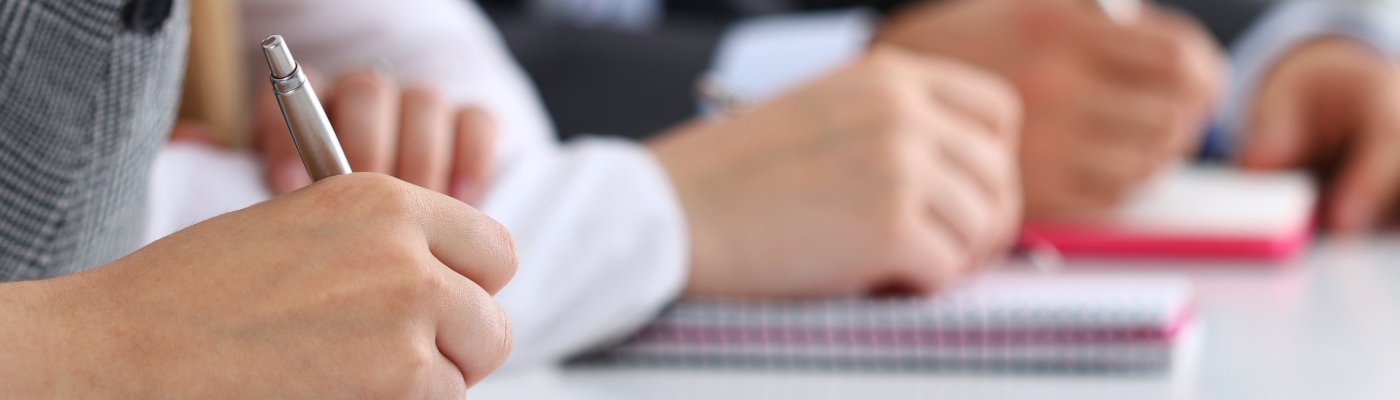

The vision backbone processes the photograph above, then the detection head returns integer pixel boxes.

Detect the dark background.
[480,0,1269,140]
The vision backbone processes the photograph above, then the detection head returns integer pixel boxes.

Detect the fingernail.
[275,160,312,193]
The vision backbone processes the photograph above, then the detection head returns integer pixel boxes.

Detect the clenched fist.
[878,0,1225,217]
[651,47,1023,298]
[0,174,516,398]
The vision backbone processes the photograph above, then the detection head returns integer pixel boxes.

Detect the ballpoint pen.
[261,35,352,181]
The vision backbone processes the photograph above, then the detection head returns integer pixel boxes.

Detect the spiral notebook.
[581,274,1196,374]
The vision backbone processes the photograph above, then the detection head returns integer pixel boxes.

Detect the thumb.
[1239,74,1313,170]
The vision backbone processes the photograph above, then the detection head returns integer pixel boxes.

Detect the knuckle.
[860,132,916,188]
[376,347,437,398]
[979,76,1024,129]
[377,254,439,313]
[353,174,421,214]
[301,173,408,211]
[867,84,910,119]
[462,295,513,383]
[1156,37,1193,81]
[835,79,912,138]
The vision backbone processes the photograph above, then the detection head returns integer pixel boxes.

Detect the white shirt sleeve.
[703,8,877,112]
[147,0,691,370]
[1223,0,1400,145]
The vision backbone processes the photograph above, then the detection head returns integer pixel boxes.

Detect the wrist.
[647,123,737,296]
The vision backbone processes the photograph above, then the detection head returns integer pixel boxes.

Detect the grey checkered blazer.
[0,0,186,281]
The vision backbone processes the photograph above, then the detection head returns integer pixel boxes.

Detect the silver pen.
[261,35,352,181]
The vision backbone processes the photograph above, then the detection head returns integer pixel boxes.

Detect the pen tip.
[261,35,298,79]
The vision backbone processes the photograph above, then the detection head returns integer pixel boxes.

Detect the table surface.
[474,235,1400,400]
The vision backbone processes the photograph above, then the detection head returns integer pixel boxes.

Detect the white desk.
[475,236,1400,399]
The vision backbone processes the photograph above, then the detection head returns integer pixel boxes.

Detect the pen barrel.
[272,70,352,181]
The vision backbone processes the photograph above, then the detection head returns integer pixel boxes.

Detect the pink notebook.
[1020,167,1317,261]
[584,275,1197,373]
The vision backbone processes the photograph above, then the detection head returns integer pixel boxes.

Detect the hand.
[877,0,1225,217]
[251,67,498,203]
[0,174,516,398]
[1241,38,1400,232]
[650,47,1023,298]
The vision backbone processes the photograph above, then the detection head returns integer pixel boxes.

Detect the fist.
[22,174,516,398]
[878,0,1226,217]
[651,47,1023,298]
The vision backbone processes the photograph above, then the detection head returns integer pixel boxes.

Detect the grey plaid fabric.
[0,0,187,281]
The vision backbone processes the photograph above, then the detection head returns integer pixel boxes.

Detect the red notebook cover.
[1020,167,1317,262]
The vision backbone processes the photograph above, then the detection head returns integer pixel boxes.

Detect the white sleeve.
[703,8,876,112]
[481,138,687,368]
[1223,0,1400,142]
[156,0,693,369]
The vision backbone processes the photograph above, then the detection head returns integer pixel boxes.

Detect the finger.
[168,120,221,145]
[936,113,1019,207]
[410,187,519,295]
[936,124,1022,266]
[1328,94,1400,232]
[452,107,498,205]
[1240,71,1313,170]
[395,87,455,193]
[433,270,512,389]
[894,220,967,296]
[328,68,401,174]
[921,59,1024,143]
[928,166,996,260]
